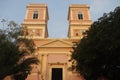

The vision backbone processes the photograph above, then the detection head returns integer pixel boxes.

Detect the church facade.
[21,4,92,80]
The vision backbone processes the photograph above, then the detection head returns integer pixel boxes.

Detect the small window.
[78,12,83,20]
[33,11,38,19]
[76,32,79,36]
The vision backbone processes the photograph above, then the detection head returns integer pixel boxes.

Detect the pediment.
[39,39,72,47]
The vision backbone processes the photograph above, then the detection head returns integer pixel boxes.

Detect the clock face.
[32,29,35,32]
[28,29,43,37]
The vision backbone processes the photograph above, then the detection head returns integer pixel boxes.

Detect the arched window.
[33,11,38,19]
[78,12,83,20]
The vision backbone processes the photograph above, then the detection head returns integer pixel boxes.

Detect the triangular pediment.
[39,39,72,47]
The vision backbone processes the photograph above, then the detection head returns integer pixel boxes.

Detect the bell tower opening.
[52,68,63,80]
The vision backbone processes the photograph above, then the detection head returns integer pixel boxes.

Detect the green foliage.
[0,21,39,80]
[71,6,120,80]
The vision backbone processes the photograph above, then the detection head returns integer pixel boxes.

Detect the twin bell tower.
[22,4,92,39]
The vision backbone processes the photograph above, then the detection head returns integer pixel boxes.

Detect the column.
[41,54,47,80]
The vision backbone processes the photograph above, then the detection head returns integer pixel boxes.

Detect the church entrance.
[52,68,63,80]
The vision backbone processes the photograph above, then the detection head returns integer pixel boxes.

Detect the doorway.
[52,68,63,80]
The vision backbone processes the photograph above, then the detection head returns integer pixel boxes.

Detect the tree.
[0,20,39,80]
[71,6,120,80]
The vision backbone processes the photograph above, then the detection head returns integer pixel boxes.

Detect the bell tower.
[22,4,49,38]
[68,4,92,39]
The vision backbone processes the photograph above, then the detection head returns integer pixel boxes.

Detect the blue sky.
[0,0,120,38]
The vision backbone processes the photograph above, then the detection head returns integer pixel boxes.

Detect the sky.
[0,0,120,38]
